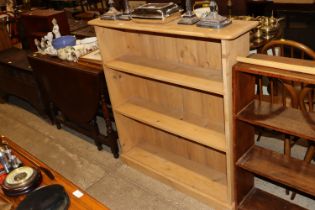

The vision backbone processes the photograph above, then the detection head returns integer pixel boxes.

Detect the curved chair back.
[261,39,315,60]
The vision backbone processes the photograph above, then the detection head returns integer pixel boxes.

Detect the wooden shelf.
[89,18,258,40]
[122,143,229,208]
[115,102,226,152]
[239,188,306,210]
[237,99,315,142]
[237,145,315,196]
[237,54,315,76]
[105,55,224,95]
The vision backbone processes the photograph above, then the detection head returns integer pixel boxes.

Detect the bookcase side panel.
[221,32,250,203]
[95,27,129,63]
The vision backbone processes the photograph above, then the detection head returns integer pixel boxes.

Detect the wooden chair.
[75,0,106,20]
[260,39,315,199]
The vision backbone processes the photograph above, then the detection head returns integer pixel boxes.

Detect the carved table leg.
[101,93,119,158]
[90,118,103,151]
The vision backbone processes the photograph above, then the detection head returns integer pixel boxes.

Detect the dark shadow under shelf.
[237,145,315,197]
[239,188,306,210]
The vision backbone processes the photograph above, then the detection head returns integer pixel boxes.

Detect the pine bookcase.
[90,18,257,209]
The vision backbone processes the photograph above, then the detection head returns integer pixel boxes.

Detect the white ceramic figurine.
[52,18,61,38]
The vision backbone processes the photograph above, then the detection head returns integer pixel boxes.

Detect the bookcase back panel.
[95,27,128,61]
[106,69,225,131]
[115,113,227,173]
[96,27,222,71]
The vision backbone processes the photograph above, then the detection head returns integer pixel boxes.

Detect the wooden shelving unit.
[90,18,257,209]
[233,55,315,209]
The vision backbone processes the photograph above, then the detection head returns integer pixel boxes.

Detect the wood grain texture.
[232,66,257,206]
[222,32,250,203]
[239,188,306,210]
[105,69,225,132]
[237,54,315,75]
[237,99,315,142]
[233,62,315,85]
[116,102,226,152]
[89,19,258,40]
[97,28,223,71]
[237,145,315,197]
[105,54,224,94]
[93,18,256,209]
[114,113,227,173]
[0,136,108,210]
[122,143,231,210]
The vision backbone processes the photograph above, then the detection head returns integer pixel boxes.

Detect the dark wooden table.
[0,48,45,116]
[28,54,119,158]
[0,135,109,210]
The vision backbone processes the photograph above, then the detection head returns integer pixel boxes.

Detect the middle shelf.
[116,101,226,152]
[237,99,315,142]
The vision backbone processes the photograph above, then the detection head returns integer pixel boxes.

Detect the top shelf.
[237,54,315,79]
[105,54,224,94]
[89,19,258,40]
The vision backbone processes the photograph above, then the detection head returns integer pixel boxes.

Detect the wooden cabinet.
[21,9,70,50]
[90,18,256,209]
[233,54,315,209]
[0,48,45,115]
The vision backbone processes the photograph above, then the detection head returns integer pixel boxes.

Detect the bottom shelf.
[121,143,231,209]
[239,188,306,210]
[237,146,315,196]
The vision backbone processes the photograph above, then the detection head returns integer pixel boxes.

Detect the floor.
[0,99,212,210]
[0,98,314,210]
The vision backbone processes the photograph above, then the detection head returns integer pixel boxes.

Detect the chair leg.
[284,136,291,157]
[49,102,61,128]
[90,118,103,151]
[256,129,262,142]
[100,94,113,135]
[304,143,315,162]
[100,93,119,158]
[106,131,119,158]
[284,135,291,195]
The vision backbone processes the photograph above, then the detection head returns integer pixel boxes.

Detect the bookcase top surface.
[235,54,315,82]
[89,18,258,40]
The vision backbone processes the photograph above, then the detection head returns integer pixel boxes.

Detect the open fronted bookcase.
[90,18,257,209]
[233,55,315,210]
